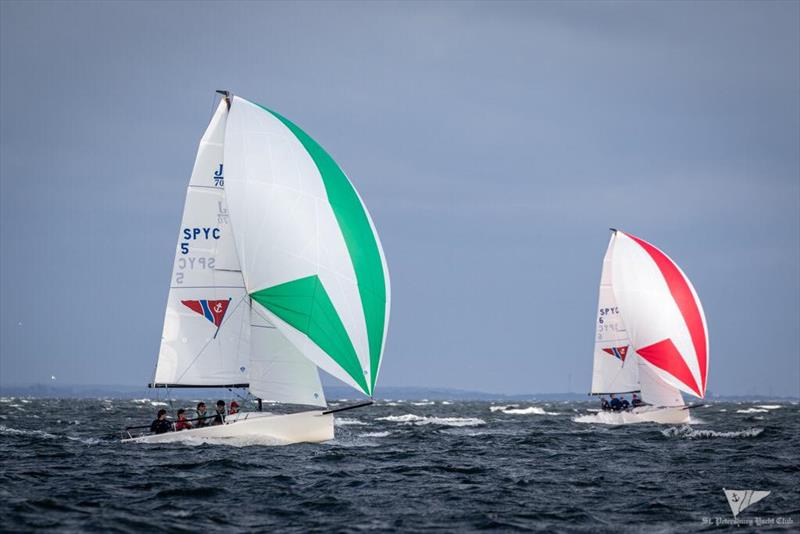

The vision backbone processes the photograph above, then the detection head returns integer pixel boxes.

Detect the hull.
[122,410,334,445]
[588,406,690,425]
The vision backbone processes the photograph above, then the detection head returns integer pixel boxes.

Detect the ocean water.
[0,398,797,532]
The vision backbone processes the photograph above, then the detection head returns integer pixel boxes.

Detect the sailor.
[195,402,209,428]
[600,397,610,411]
[212,400,226,425]
[175,408,192,431]
[149,409,172,434]
[631,393,644,408]
[229,400,240,415]
[621,397,630,410]
[609,394,622,411]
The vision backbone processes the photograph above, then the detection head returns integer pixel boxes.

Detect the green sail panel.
[250,276,369,394]
[255,104,387,393]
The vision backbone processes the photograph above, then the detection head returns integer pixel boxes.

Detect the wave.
[661,425,764,439]
[496,406,558,415]
[376,414,485,427]
[489,405,517,412]
[410,401,434,406]
[736,408,769,414]
[334,418,369,426]
[0,425,99,445]
[360,431,390,438]
[177,435,287,447]
[756,405,782,410]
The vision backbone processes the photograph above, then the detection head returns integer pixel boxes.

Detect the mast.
[216,89,232,110]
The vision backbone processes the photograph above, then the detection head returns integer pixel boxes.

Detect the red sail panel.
[637,338,701,397]
[626,233,707,396]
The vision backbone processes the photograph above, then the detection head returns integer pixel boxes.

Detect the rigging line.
[173,294,248,384]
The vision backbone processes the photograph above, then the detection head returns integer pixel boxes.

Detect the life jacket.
[175,416,191,431]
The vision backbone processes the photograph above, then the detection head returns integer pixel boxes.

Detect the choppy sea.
[0,397,797,532]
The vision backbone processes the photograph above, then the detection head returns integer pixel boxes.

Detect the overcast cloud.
[1,1,798,396]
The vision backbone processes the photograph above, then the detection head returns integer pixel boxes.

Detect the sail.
[153,101,251,387]
[610,230,709,398]
[248,302,327,407]
[637,358,684,407]
[591,234,639,394]
[222,96,391,396]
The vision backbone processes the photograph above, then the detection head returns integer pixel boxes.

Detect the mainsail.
[591,230,708,404]
[223,96,391,397]
[591,234,639,394]
[153,101,250,387]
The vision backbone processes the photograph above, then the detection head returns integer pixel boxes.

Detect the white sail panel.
[223,96,381,395]
[153,101,250,386]
[638,359,684,407]
[611,231,707,398]
[591,234,639,394]
[248,303,327,407]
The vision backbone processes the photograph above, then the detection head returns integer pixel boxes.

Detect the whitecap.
[376,414,485,427]
[500,407,558,415]
[334,417,369,426]
[736,408,768,414]
[661,425,764,439]
[411,401,434,406]
[441,401,452,405]
[360,431,390,438]
[489,404,517,412]
[756,405,782,410]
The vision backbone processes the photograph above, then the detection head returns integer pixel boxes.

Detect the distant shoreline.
[1,383,797,402]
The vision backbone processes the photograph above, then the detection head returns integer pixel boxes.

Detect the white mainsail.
[590,230,708,406]
[591,234,639,395]
[153,101,251,387]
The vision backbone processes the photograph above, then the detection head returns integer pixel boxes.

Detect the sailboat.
[589,229,708,424]
[123,91,390,444]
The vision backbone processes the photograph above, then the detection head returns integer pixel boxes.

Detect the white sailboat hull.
[122,410,334,445]
[592,405,691,425]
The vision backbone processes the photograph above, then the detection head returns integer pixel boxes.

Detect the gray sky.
[1,1,798,396]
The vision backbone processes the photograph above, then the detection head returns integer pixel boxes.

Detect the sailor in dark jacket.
[212,400,226,425]
[609,394,623,411]
[150,409,172,434]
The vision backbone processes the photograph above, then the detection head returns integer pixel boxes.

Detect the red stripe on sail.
[181,300,204,315]
[625,233,707,396]
[637,338,701,397]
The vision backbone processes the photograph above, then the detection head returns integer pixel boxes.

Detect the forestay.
[223,96,391,397]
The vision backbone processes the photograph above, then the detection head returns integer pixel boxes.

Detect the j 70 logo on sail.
[182,299,231,328]
[213,163,224,187]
